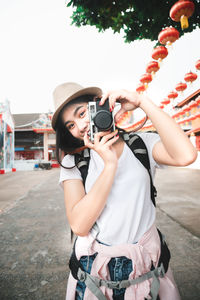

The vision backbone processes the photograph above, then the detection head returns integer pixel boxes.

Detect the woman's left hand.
[100,90,142,122]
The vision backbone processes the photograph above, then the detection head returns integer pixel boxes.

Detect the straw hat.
[52,82,102,130]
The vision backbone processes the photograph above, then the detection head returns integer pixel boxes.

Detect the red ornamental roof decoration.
[184,71,198,83]
[168,91,178,99]
[189,115,196,121]
[195,60,200,71]
[146,61,160,74]
[152,46,168,61]
[175,82,187,92]
[196,112,200,119]
[140,73,152,84]
[196,96,200,104]
[189,100,198,108]
[172,111,181,118]
[158,27,180,45]
[183,105,191,112]
[170,0,195,30]
[136,83,146,93]
[179,110,186,116]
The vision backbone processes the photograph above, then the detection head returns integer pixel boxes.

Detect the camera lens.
[93,110,113,130]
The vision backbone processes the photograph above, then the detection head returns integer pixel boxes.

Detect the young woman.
[52,82,197,300]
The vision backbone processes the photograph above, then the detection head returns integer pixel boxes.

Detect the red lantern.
[158,27,179,46]
[152,46,168,62]
[170,0,195,30]
[159,105,164,109]
[140,73,152,86]
[184,71,198,83]
[146,61,160,76]
[136,83,146,93]
[175,82,187,92]
[195,60,200,71]
[168,91,178,100]
[161,98,171,105]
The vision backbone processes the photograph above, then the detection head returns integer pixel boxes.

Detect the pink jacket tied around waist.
[66,224,181,300]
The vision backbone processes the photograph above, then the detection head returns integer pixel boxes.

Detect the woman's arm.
[63,130,119,236]
[101,90,197,167]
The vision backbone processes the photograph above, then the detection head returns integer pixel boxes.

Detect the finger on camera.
[100,91,114,106]
[100,93,109,105]
[109,95,117,111]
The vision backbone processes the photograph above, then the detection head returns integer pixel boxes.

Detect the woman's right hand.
[84,130,119,166]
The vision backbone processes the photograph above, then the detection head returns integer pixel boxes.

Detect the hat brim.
[52,86,102,130]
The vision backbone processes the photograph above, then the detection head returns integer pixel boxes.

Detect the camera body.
[88,98,115,141]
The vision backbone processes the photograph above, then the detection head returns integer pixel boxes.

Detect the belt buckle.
[108,281,121,289]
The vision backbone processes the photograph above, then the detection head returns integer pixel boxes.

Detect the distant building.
[13,113,57,163]
[0,100,15,174]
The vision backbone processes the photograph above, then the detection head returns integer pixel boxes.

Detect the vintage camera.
[88,98,115,141]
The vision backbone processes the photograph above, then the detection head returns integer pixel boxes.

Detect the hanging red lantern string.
[146,61,160,76]
[136,83,146,93]
[195,60,200,71]
[170,0,195,30]
[184,71,198,84]
[140,73,152,88]
[158,27,179,46]
[175,82,187,93]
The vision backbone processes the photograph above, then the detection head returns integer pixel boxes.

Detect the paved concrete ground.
[0,167,199,300]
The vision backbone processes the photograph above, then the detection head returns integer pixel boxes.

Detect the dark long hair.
[55,95,96,169]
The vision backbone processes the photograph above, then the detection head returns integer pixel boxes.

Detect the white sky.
[0,0,200,116]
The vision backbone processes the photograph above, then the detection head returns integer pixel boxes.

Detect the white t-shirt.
[59,132,163,245]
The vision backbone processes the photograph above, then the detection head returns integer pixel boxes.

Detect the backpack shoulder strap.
[122,131,157,206]
[74,148,90,186]
[71,150,90,241]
